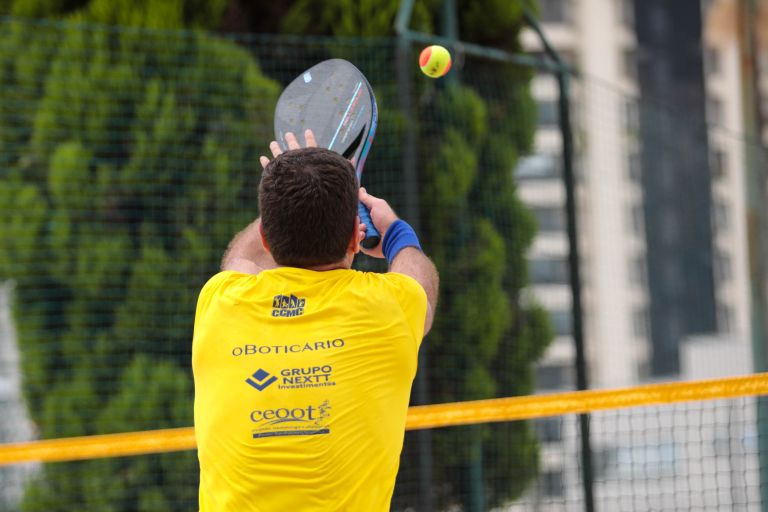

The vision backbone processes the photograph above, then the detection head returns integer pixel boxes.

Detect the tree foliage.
[2,0,228,28]
[0,0,550,509]
[401,79,550,508]
[0,9,277,510]
[279,0,438,36]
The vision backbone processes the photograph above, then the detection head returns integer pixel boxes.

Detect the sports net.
[0,375,766,510]
[1,15,767,512]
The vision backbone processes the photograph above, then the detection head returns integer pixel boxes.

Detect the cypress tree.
[0,0,551,508]
[0,7,278,509]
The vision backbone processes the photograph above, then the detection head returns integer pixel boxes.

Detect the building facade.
[512,0,756,507]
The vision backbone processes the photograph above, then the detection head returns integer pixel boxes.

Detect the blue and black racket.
[274,59,380,249]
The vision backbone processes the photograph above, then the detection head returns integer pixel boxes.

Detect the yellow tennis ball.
[419,45,452,78]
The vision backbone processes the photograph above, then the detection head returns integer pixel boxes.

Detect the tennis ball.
[419,45,452,78]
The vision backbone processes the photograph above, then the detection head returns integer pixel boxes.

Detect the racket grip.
[358,202,381,249]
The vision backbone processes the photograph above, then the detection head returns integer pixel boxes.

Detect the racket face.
[274,59,376,180]
[355,76,378,179]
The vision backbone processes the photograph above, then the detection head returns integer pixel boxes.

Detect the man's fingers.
[269,141,282,158]
[285,132,301,150]
[305,129,317,148]
[269,131,315,161]
[358,187,375,208]
[259,156,270,169]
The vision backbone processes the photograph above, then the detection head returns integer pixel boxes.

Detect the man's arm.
[359,188,439,335]
[390,247,439,335]
[221,218,277,275]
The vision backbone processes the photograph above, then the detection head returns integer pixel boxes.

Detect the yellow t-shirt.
[193,267,428,512]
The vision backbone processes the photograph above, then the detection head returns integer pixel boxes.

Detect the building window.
[713,200,729,232]
[707,97,724,126]
[536,363,572,390]
[714,250,732,283]
[630,204,645,235]
[622,48,638,81]
[704,46,720,75]
[537,100,559,127]
[624,99,640,133]
[541,470,565,497]
[515,154,560,180]
[628,150,642,182]
[539,0,572,24]
[530,257,570,284]
[619,0,635,28]
[630,255,648,286]
[532,206,566,232]
[535,417,563,443]
[550,310,573,336]
[717,303,734,332]
[633,308,649,338]
[710,147,727,178]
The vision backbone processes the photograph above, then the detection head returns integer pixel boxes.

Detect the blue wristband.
[382,220,422,264]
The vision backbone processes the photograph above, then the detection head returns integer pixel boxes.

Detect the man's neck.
[304,262,347,272]
[302,253,354,272]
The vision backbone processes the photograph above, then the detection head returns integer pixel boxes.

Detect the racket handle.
[358,202,381,249]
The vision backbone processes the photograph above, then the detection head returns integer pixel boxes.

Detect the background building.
[700,0,754,363]
[520,0,649,392]
[514,0,757,507]
[635,0,718,376]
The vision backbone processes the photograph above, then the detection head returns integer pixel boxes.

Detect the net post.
[523,8,596,512]
[557,63,596,512]
[468,425,485,512]
[737,1,768,510]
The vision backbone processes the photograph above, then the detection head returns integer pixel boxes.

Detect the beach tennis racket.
[274,59,381,249]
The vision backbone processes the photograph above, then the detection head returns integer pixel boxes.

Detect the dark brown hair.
[259,147,358,267]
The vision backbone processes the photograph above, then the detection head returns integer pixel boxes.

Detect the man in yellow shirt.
[193,131,439,511]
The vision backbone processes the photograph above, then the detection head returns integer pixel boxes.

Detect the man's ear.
[348,216,361,254]
[258,220,271,253]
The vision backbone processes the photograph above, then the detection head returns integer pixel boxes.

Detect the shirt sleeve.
[194,271,241,324]
[383,272,429,346]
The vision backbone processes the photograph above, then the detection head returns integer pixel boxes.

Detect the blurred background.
[0,0,767,510]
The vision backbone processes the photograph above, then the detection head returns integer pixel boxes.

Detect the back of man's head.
[259,147,358,268]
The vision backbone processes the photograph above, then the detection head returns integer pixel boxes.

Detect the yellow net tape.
[2,372,767,466]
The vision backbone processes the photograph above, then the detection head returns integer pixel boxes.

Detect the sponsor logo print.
[244,366,337,392]
[250,400,331,438]
[231,338,345,357]
[245,369,277,391]
[278,365,336,390]
[272,294,306,317]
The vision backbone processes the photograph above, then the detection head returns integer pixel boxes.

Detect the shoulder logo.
[272,294,306,317]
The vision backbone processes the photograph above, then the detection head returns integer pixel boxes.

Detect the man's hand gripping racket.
[271,59,381,249]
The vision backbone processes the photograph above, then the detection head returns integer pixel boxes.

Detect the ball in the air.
[419,45,452,78]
